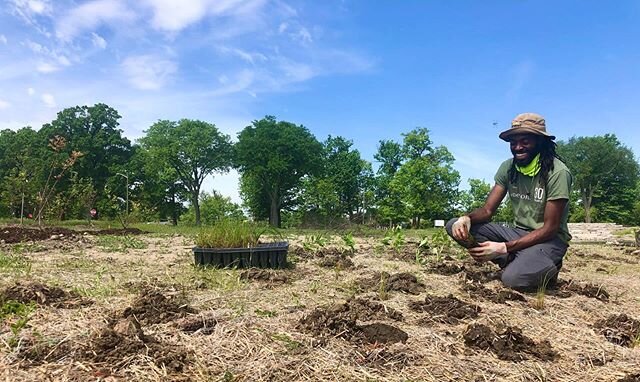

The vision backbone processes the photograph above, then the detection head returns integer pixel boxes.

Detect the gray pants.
[445,218,567,290]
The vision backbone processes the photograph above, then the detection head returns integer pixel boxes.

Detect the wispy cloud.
[217,46,267,65]
[27,87,35,96]
[55,0,135,41]
[0,100,11,110]
[91,32,107,49]
[506,60,534,101]
[41,93,56,108]
[0,35,7,44]
[121,55,178,90]
[36,62,60,73]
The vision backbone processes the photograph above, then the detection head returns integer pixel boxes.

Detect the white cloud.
[143,0,267,33]
[36,62,60,73]
[56,0,135,41]
[122,55,177,90]
[207,69,255,96]
[0,100,11,110]
[0,35,7,45]
[27,0,48,14]
[9,0,53,37]
[41,93,56,108]
[217,46,267,64]
[294,27,312,44]
[27,87,36,96]
[278,22,288,34]
[91,32,108,49]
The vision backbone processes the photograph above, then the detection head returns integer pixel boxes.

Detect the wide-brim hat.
[499,112,555,141]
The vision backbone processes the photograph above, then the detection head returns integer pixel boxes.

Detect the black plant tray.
[193,241,289,268]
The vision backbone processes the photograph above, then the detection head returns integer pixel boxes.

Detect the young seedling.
[341,232,356,254]
[533,273,553,310]
[378,273,389,301]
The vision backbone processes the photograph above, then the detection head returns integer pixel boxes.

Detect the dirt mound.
[359,323,408,344]
[92,228,147,236]
[298,300,407,344]
[464,324,558,362]
[318,254,354,269]
[359,272,426,295]
[594,314,640,347]
[346,298,403,321]
[462,282,526,304]
[1,282,90,308]
[176,314,218,334]
[85,318,189,372]
[552,280,609,302]
[240,268,289,284]
[0,226,78,243]
[17,335,74,365]
[427,262,465,275]
[122,289,196,325]
[409,294,480,324]
[462,267,502,284]
[618,373,640,382]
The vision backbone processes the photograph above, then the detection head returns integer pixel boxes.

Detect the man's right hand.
[451,216,471,241]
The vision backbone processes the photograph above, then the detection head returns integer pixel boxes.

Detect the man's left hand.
[468,241,508,262]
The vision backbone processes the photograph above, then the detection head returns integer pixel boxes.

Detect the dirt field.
[1,225,639,381]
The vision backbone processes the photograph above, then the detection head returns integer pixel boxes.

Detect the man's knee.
[501,266,558,291]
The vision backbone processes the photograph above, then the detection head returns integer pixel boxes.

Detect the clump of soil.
[85,318,190,372]
[618,373,640,382]
[298,299,407,344]
[594,314,640,347]
[92,228,146,236]
[346,297,403,321]
[358,323,408,344]
[240,268,289,284]
[359,272,426,295]
[318,253,354,269]
[552,280,610,302]
[0,226,78,243]
[427,262,465,275]
[409,294,480,324]
[176,313,218,334]
[121,288,196,325]
[1,282,90,308]
[463,323,558,362]
[462,282,526,304]
[462,267,502,284]
[17,335,75,365]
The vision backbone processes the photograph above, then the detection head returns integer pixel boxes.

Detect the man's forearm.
[505,227,556,253]
[466,207,493,224]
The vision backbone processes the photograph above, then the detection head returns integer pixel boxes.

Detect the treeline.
[1,103,639,227]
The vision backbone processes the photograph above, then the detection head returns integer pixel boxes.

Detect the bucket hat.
[499,112,555,141]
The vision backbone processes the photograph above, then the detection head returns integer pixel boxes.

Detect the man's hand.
[451,216,471,241]
[468,241,507,262]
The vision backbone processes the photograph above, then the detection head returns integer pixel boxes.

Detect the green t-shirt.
[494,157,573,243]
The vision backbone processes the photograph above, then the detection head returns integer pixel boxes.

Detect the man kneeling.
[447,113,573,291]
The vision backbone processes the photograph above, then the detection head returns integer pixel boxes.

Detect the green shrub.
[196,220,269,248]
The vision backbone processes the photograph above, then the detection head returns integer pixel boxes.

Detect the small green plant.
[341,232,356,253]
[381,225,405,253]
[415,236,430,265]
[1,300,36,348]
[196,220,269,248]
[96,235,147,252]
[533,273,553,310]
[302,233,328,252]
[270,333,303,351]
[429,229,454,261]
[255,308,277,317]
[378,273,389,301]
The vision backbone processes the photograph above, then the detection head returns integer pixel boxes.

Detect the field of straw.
[0,224,639,382]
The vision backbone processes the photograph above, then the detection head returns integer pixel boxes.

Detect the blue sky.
[1,0,639,204]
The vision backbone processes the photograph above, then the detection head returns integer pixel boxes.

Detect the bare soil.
[175,313,218,334]
[426,262,465,275]
[239,268,289,284]
[121,288,196,325]
[409,294,480,324]
[462,282,526,304]
[0,226,146,244]
[1,282,90,308]
[594,314,640,347]
[552,279,610,301]
[317,253,355,269]
[463,323,558,362]
[359,272,426,295]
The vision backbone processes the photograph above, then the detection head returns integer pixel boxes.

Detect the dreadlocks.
[508,136,563,185]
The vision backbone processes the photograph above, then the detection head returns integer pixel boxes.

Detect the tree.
[374,128,460,227]
[39,104,133,218]
[235,116,323,227]
[140,119,233,226]
[181,191,245,225]
[558,134,639,223]
[459,178,491,213]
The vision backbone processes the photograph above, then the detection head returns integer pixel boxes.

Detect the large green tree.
[139,119,233,226]
[235,116,323,227]
[558,134,639,223]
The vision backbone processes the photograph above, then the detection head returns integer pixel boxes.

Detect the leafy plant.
[96,235,147,252]
[381,225,405,253]
[378,273,389,301]
[302,233,328,253]
[1,300,36,348]
[341,232,356,253]
[533,273,553,310]
[429,229,454,261]
[196,220,269,248]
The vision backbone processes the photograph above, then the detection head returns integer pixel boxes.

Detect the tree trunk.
[193,190,201,226]
[171,190,178,226]
[583,189,592,223]
[269,195,280,228]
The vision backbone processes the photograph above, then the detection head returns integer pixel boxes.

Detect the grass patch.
[195,220,270,248]
[0,252,32,275]
[96,235,147,252]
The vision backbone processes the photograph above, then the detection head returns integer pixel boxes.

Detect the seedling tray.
[193,241,289,269]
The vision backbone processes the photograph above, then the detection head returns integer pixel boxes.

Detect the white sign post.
[434,219,445,227]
